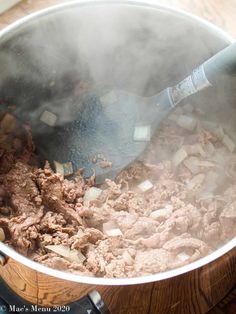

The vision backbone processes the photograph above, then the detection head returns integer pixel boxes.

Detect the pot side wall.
[0,248,235,314]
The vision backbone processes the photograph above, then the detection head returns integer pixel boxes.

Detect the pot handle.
[203,41,236,85]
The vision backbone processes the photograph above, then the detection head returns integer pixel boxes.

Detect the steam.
[0,2,235,169]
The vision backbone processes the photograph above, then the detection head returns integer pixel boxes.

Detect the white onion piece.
[184,157,215,174]
[122,251,133,265]
[185,144,206,157]
[100,91,117,106]
[168,114,178,122]
[63,162,73,176]
[174,107,184,115]
[202,121,225,140]
[220,203,236,220]
[84,187,102,201]
[214,125,225,140]
[46,245,86,263]
[138,180,153,192]
[205,142,215,155]
[54,161,64,176]
[133,125,151,142]
[222,134,235,152]
[183,103,194,113]
[53,161,73,177]
[0,228,5,242]
[183,157,200,174]
[149,206,173,220]
[40,110,57,127]
[177,252,190,262]
[103,221,123,237]
[202,120,218,131]
[187,173,205,190]
[176,115,196,131]
[200,171,219,195]
[0,113,17,133]
[172,147,188,167]
[198,160,215,167]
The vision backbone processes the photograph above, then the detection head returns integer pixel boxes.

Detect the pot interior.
[0,1,235,283]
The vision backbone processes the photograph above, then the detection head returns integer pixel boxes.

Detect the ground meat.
[34,252,92,275]
[40,212,67,232]
[0,108,235,278]
[163,234,210,254]
[124,217,159,240]
[68,228,104,249]
[134,249,172,274]
[4,162,43,215]
[35,163,84,225]
[220,202,236,239]
[5,215,40,253]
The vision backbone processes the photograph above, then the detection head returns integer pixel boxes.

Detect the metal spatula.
[27,42,236,183]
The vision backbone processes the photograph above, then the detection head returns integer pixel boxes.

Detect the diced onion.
[149,206,173,220]
[184,144,206,157]
[63,162,73,176]
[133,125,151,142]
[54,161,64,176]
[184,157,215,174]
[220,204,236,219]
[0,113,17,133]
[100,91,117,106]
[183,157,200,174]
[214,125,224,140]
[174,107,184,115]
[54,161,73,177]
[187,173,205,190]
[172,147,188,167]
[198,160,215,167]
[122,251,133,265]
[199,171,219,195]
[138,180,153,192]
[183,103,194,114]
[222,134,235,152]
[84,187,102,201]
[177,252,190,262]
[40,110,57,127]
[46,245,86,263]
[202,121,224,140]
[103,221,123,237]
[0,228,5,242]
[168,114,178,122]
[202,120,218,131]
[205,142,215,155]
[176,115,196,131]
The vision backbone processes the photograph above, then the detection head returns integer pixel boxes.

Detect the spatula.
[27,42,236,183]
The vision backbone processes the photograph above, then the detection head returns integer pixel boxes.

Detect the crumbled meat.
[220,201,236,239]
[134,249,172,274]
[68,228,104,249]
[35,163,84,225]
[4,162,43,215]
[0,107,235,278]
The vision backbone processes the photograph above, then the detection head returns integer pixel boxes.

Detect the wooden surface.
[0,1,236,313]
[208,285,236,314]
[0,248,235,313]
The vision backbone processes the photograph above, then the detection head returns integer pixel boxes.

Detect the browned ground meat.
[0,106,236,278]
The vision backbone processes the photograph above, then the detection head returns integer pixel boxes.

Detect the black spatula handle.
[204,41,236,85]
[169,42,236,107]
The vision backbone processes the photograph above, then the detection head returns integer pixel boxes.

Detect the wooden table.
[0,1,235,313]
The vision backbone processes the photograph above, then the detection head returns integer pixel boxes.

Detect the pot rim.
[0,0,235,286]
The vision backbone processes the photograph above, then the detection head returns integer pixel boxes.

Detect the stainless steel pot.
[0,0,235,290]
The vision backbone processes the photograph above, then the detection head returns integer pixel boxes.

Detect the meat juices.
[0,106,236,278]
